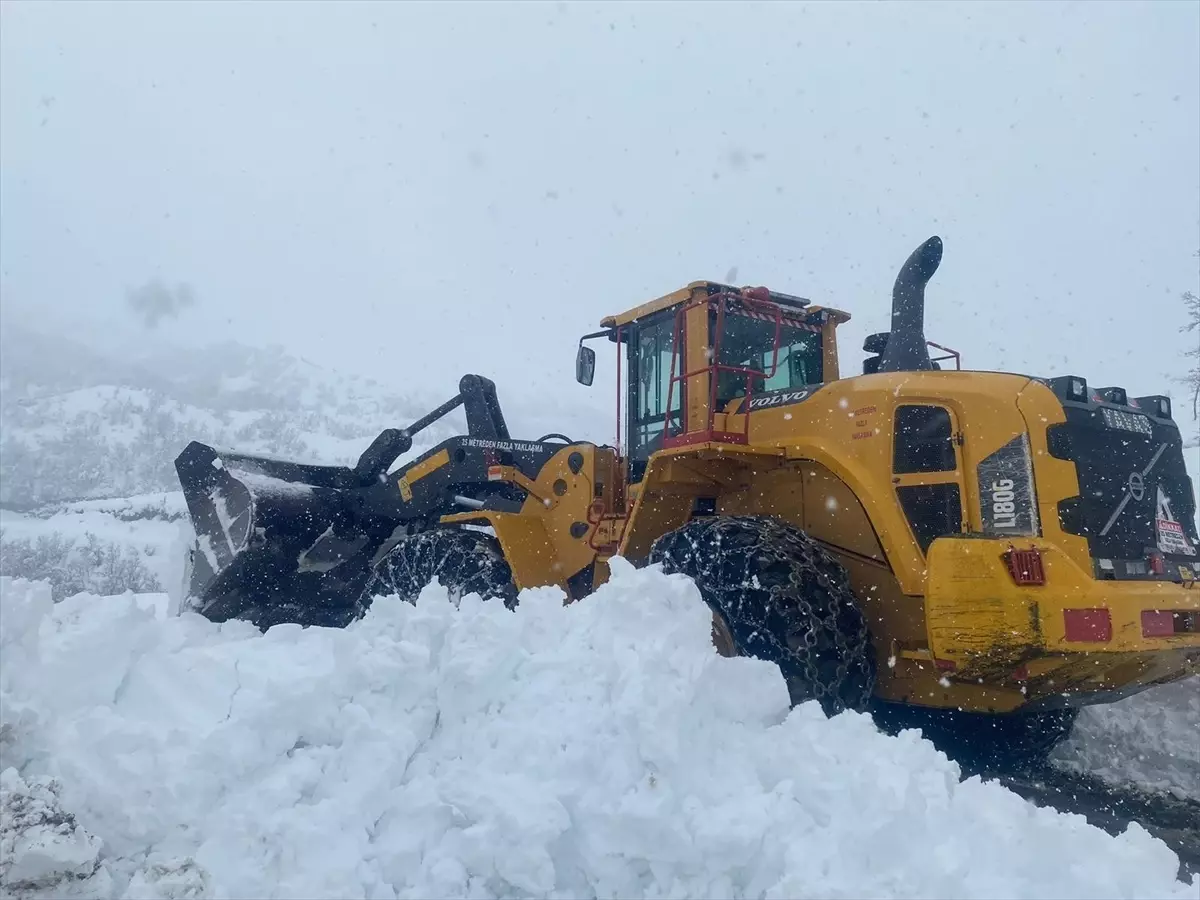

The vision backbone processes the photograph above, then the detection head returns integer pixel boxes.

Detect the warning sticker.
[1156,485,1196,557]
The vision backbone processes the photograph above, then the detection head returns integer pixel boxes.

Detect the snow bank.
[0,769,113,899]
[1053,676,1200,801]
[0,505,189,601]
[1,567,1196,900]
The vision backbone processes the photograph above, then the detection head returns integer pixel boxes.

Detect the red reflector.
[1148,553,1165,575]
[1003,547,1046,585]
[1142,610,1176,637]
[934,658,957,672]
[1064,608,1112,642]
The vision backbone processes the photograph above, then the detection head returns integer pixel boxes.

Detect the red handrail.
[662,290,806,447]
[926,340,961,370]
[615,325,623,453]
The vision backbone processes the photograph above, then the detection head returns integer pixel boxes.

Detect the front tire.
[361,528,518,612]
[649,515,876,716]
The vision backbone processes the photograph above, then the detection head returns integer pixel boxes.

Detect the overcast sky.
[2,0,1198,424]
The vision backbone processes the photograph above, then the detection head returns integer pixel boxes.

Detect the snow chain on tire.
[650,515,876,716]
[360,528,518,613]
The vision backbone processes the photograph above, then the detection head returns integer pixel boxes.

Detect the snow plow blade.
[175,441,379,629]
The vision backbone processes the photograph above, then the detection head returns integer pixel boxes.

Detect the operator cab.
[576,280,848,480]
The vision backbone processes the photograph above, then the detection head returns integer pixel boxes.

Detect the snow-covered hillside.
[0,322,472,510]
[1,567,1196,900]
[0,495,189,600]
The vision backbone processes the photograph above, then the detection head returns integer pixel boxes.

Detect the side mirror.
[575,344,596,386]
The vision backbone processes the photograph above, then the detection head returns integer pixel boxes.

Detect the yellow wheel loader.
[175,236,1200,767]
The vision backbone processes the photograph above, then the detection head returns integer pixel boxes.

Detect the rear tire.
[649,515,876,716]
[870,701,1080,772]
[361,528,518,612]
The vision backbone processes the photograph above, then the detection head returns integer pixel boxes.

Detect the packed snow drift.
[1053,675,1200,802]
[1,564,1196,900]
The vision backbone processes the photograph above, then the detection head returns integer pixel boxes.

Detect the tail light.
[1003,547,1046,585]
[1141,610,1175,638]
[1143,610,1198,637]
[1148,551,1165,576]
[1064,608,1112,642]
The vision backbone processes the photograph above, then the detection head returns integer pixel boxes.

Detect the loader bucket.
[174,441,380,629]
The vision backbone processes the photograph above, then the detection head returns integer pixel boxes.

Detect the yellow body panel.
[924,535,1200,710]
[397,448,450,501]
[441,443,616,594]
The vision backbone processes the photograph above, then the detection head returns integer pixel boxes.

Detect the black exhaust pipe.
[879,235,943,373]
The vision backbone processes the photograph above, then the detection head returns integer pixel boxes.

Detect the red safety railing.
[614,324,623,453]
[927,340,961,370]
[661,289,813,449]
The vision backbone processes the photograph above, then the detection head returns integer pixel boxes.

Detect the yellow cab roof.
[599,280,850,329]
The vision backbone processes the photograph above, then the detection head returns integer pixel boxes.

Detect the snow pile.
[1053,675,1200,801]
[2,566,1196,900]
[0,770,113,899]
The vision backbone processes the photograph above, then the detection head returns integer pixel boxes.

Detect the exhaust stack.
[879,235,943,373]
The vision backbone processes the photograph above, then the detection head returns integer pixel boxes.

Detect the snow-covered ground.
[1052,676,1200,802]
[0,497,191,600]
[2,567,1197,900]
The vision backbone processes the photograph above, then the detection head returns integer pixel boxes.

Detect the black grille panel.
[1047,405,1197,571]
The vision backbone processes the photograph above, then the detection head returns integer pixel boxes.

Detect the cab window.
[893,405,956,473]
[892,404,962,552]
[714,310,823,407]
[629,315,682,457]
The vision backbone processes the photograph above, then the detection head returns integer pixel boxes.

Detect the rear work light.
[1003,547,1045,586]
[1134,395,1172,420]
[1064,608,1112,642]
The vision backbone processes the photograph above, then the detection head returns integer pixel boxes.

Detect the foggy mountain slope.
[0,320,162,401]
[0,328,471,510]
